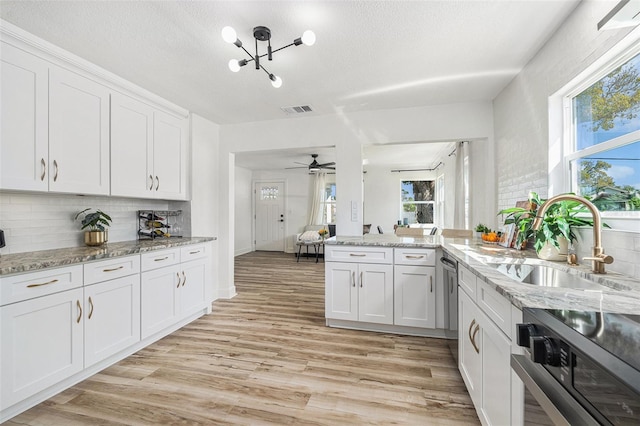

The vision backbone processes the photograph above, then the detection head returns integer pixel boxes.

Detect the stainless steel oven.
[513,308,640,425]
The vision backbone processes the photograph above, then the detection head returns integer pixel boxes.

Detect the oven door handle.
[511,354,600,426]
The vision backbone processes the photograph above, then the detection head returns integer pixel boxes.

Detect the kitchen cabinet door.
[478,309,512,426]
[179,258,209,319]
[49,66,110,195]
[84,275,141,367]
[152,111,187,200]
[0,287,84,409]
[110,92,154,198]
[394,265,436,328]
[0,42,49,191]
[458,289,482,408]
[325,262,358,321]
[358,263,393,325]
[141,265,180,339]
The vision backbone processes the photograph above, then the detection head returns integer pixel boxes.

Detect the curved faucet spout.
[532,194,612,274]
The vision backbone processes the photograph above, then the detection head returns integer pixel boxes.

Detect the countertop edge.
[0,237,217,276]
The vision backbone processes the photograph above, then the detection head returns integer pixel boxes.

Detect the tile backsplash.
[0,192,186,255]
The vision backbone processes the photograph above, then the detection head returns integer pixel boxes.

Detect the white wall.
[234,166,253,256]
[493,0,640,278]
[364,167,438,233]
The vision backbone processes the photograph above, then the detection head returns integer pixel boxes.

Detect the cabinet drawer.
[0,265,83,306]
[458,264,477,299]
[141,248,180,272]
[180,243,207,262]
[84,255,140,285]
[325,246,393,264]
[394,248,436,266]
[477,279,512,336]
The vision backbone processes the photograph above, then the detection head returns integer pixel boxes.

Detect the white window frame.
[323,182,336,224]
[551,26,640,232]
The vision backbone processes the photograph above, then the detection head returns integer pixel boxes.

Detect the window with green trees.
[569,50,640,213]
[401,180,435,224]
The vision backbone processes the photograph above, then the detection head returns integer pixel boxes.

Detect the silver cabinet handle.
[88,296,94,319]
[469,319,480,354]
[360,271,363,288]
[103,266,124,272]
[155,175,159,191]
[149,175,154,190]
[176,272,181,288]
[430,276,433,292]
[189,250,201,255]
[40,158,46,181]
[405,255,425,259]
[181,271,186,287]
[27,278,59,288]
[53,159,59,182]
[154,256,169,262]
[349,253,366,257]
[351,271,355,287]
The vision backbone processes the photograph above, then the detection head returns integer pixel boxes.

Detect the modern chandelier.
[221,25,316,88]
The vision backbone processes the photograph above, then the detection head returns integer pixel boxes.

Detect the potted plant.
[498,192,601,260]
[74,208,112,246]
[474,223,490,239]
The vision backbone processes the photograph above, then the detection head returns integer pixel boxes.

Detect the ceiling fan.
[286,154,335,172]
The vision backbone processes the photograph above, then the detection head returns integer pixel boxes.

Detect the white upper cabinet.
[49,66,110,195]
[111,92,187,200]
[0,42,49,191]
[111,92,155,197]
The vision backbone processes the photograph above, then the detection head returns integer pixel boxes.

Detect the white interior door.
[254,181,285,251]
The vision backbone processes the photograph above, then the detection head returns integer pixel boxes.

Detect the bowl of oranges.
[481,231,501,244]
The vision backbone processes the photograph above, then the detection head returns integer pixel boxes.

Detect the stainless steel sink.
[487,263,609,291]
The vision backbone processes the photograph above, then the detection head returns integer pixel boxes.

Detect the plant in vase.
[74,208,112,246]
[318,228,329,240]
[497,192,604,260]
[474,223,490,239]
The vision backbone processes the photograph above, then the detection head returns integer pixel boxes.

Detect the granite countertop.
[325,234,640,314]
[0,237,216,276]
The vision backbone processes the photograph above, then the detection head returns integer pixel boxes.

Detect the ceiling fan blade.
[284,166,308,169]
[323,166,336,170]
[293,161,308,166]
[318,162,336,167]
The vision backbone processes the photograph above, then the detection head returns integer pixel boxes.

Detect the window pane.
[401,181,435,202]
[573,52,640,150]
[402,202,434,224]
[571,141,640,211]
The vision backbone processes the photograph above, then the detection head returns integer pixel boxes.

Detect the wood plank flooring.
[7,251,479,425]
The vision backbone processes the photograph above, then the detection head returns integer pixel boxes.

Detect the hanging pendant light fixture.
[222,25,315,88]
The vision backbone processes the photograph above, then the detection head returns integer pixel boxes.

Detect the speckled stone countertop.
[0,237,216,276]
[325,235,640,314]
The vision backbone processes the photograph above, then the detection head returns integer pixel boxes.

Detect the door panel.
[254,181,285,251]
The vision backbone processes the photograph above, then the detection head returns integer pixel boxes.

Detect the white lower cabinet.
[459,279,513,426]
[84,275,141,367]
[141,265,181,339]
[325,261,393,324]
[180,258,209,318]
[0,287,84,409]
[394,265,436,328]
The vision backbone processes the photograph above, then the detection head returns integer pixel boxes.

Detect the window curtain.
[454,141,468,229]
[308,172,326,225]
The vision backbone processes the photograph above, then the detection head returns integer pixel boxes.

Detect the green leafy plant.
[474,223,490,233]
[497,192,604,252]
[74,208,112,231]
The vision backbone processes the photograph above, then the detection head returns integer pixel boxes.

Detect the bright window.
[401,180,435,225]
[323,183,336,224]
[567,50,640,214]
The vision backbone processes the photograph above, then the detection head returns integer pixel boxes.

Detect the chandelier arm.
[269,42,296,55]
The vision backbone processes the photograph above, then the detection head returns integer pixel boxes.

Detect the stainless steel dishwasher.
[440,252,458,361]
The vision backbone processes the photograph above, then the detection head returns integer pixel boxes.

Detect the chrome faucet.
[531,194,613,274]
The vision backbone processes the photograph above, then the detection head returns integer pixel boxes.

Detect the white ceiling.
[0,0,580,170]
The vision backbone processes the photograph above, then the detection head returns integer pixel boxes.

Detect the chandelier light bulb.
[301,30,316,46]
[221,26,237,44]
[271,76,283,88]
[228,59,241,72]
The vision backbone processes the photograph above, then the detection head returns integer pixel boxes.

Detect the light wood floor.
[7,251,479,425]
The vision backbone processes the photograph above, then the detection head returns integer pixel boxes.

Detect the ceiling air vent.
[281,105,314,115]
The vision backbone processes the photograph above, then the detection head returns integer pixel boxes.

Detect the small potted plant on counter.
[474,223,490,239]
[498,192,602,260]
[74,208,112,246]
